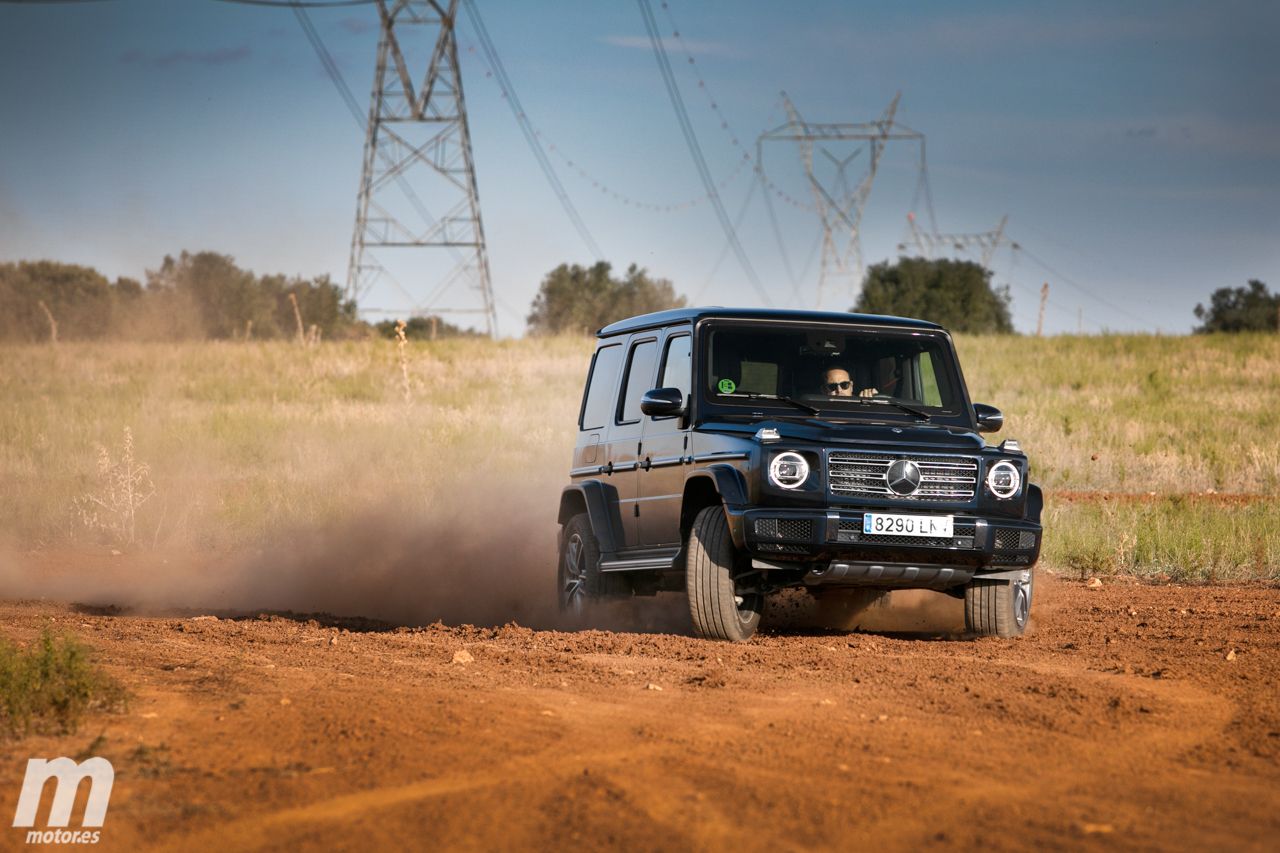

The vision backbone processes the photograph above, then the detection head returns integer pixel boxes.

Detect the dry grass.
[73,426,156,546]
[0,336,589,549]
[0,332,1276,579]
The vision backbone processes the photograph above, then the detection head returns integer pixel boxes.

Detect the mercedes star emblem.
[886,459,922,495]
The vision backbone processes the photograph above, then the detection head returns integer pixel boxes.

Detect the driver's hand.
[858,387,878,398]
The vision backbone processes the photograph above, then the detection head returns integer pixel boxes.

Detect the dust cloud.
[765,587,967,635]
[0,476,986,637]
[0,479,689,633]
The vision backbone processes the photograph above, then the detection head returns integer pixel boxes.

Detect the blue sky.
[0,0,1276,335]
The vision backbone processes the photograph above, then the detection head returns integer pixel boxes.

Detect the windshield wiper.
[855,397,932,422]
[721,392,821,416]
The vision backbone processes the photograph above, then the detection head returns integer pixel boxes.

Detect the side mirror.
[973,403,1004,433]
[640,387,685,418]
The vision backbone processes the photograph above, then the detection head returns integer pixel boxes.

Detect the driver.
[823,365,880,398]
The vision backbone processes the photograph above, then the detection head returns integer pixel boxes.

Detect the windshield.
[703,324,965,418]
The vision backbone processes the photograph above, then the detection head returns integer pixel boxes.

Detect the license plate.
[862,513,954,538]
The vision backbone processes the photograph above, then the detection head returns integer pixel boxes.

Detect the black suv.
[557,308,1042,642]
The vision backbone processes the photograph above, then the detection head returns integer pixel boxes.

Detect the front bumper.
[732,507,1041,590]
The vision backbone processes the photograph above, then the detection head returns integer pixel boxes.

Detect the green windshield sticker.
[717,378,736,394]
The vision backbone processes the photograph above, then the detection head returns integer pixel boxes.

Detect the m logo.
[12,757,113,842]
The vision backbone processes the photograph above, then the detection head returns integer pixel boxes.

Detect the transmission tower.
[347,0,497,336]
[757,92,929,309]
[899,213,1017,269]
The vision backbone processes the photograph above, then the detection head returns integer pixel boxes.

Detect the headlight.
[986,460,1022,499]
[768,452,810,490]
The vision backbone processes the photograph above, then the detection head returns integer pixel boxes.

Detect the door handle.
[640,456,652,471]
[602,461,614,475]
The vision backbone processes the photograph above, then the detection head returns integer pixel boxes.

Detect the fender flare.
[558,481,624,555]
[694,463,749,505]
[1026,483,1044,525]
[682,463,750,547]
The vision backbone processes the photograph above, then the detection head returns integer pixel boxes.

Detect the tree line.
[2,251,1269,340]
[0,253,360,343]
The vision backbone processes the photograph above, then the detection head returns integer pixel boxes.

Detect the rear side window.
[618,339,659,423]
[580,344,623,430]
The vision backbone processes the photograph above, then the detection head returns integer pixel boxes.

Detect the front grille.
[994,529,1037,550]
[828,452,979,500]
[754,518,813,541]
[829,450,977,499]
[838,519,977,549]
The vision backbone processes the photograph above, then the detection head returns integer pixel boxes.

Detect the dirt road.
[1,572,1277,851]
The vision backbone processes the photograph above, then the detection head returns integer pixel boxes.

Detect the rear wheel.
[964,570,1034,637]
[558,515,596,619]
[558,514,628,620]
[686,506,762,642]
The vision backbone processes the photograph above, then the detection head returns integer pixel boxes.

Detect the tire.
[558,514,627,620]
[964,569,1034,638]
[685,506,762,642]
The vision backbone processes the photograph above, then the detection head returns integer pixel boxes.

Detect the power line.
[1016,245,1155,330]
[288,2,362,123]
[655,2,815,216]
[461,37,754,214]
[460,0,604,262]
[636,0,770,306]
[692,173,758,303]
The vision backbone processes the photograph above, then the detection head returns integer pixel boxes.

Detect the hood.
[696,418,987,453]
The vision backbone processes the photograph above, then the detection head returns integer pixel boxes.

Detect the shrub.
[0,630,126,738]
[855,257,1013,333]
[1194,279,1278,333]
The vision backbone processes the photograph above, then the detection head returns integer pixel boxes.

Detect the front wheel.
[964,570,1034,637]
[686,506,762,642]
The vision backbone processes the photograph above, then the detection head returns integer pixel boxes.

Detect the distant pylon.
[899,213,1016,270]
[758,92,927,309]
[347,0,497,337]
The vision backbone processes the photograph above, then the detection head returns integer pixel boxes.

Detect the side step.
[599,550,681,573]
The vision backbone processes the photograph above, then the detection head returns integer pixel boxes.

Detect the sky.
[0,0,1276,335]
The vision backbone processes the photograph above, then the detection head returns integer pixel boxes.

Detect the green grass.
[956,333,1280,493]
[0,333,1277,580]
[0,630,126,738]
[1045,496,1280,581]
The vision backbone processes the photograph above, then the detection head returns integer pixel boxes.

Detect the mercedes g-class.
[557,308,1042,642]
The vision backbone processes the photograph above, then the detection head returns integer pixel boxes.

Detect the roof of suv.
[597,307,944,338]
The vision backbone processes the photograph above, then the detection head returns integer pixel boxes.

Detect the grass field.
[1,333,1277,581]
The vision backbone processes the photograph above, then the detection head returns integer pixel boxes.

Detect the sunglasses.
[824,380,852,392]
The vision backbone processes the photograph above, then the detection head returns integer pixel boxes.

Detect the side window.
[917,352,943,407]
[580,344,623,430]
[658,334,692,400]
[618,338,659,424]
